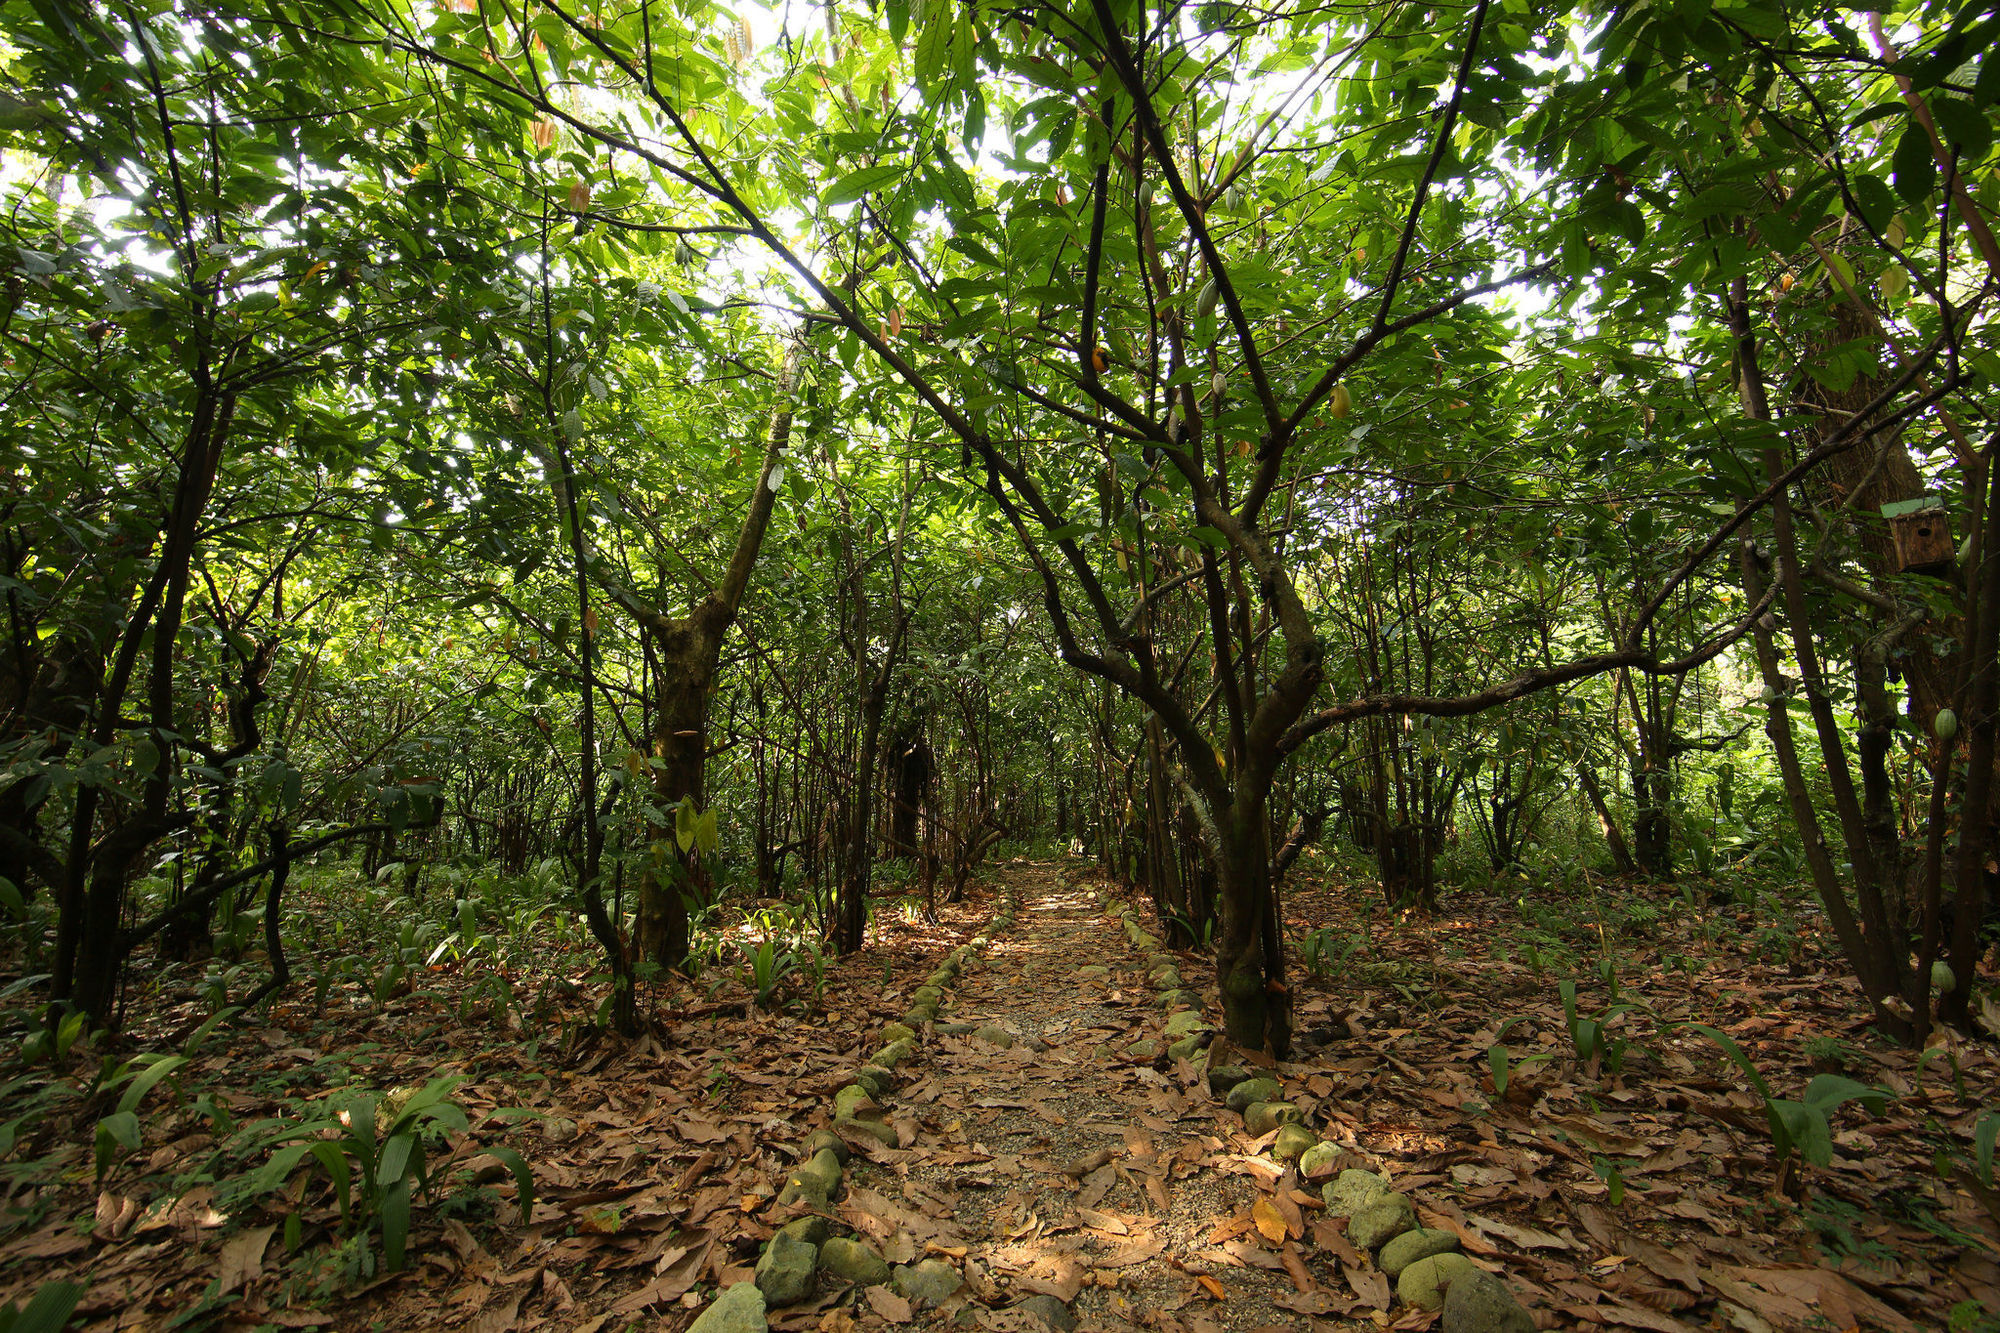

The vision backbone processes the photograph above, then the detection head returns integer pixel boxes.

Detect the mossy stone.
[1349,1191,1417,1250]
[972,1024,1015,1048]
[1166,1035,1207,1061]
[878,1021,916,1045]
[775,1148,842,1207]
[1244,1101,1301,1135]
[1322,1168,1389,1217]
[1298,1141,1341,1178]
[833,1085,875,1121]
[1015,1294,1075,1332]
[891,1258,963,1305]
[775,1178,828,1209]
[1398,1252,1478,1311]
[1271,1123,1319,1162]
[1164,1011,1210,1039]
[1226,1077,1283,1111]
[872,1038,916,1068]
[1127,1038,1161,1060]
[834,1116,897,1148]
[802,1129,851,1165]
[1440,1267,1535,1333]
[775,1215,831,1248]
[852,1066,894,1099]
[755,1231,818,1306]
[818,1237,891,1287]
[1206,1063,1251,1095]
[1379,1228,1458,1279]
[688,1282,767,1333]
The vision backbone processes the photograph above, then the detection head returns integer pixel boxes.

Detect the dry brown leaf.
[864,1284,913,1323]
[1343,1260,1391,1310]
[1277,1242,1315,1293]
[1194,1275,1227,1300]
[217,1225,274,1294]
[1077,1207,1128,1235]
[1562,1302,1699,1331]
[465,1291,522,1333]
[1251,1196,1288,1245]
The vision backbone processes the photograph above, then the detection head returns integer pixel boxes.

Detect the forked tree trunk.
[580,348,797,971]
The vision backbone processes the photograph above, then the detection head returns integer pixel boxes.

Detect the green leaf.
[305,1142,354,1222]
[824,165,902,207]
[95,1110,140,1182]
[914,11,952,91]
[116,1054,187,1115]
[1975,1110,1999,1186]
[482,1144,536,1218]
[1681,1023,1775,1100]
[1893,122,1937,201]
[380,1175,412,1271]
[2,1280,84,1333]
[377,1130,415,1187]
[1802,1073,1888,1117]
[1929,97,1992,163]
[1850,174,1900,234]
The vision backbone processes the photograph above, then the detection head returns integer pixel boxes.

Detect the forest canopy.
[7,0,1997,1038]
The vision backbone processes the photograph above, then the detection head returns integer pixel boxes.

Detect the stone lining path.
[705,862,1536,1333]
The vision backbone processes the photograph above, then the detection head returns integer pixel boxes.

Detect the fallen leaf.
[218,1225,274,1294]
[864,1285,913,1323]
[466,1291,522,1333]
[1252,1196,1288,1244]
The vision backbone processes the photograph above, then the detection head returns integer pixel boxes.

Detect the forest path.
[836,862,1342,1333]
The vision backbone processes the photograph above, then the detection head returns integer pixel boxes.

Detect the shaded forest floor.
[0,857,1997,1332]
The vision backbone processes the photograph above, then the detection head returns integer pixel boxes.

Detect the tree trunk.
[1576,763,1638,876]
[1213,800,1289,1057]
[635,627,717,967]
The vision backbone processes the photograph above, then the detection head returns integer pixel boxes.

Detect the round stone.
[891,1257,963,1305]
[1206,1063,1251,1095]
[1015,1294,1076,1332]
[775,1215,830,1247]
[1227,1077,1283,1111]
[1441,1267,1536,1333]
[818,1236,891,1287]
[1322,1168,1389,1217]
[1243,1101,1302,1135]
[1379,1227,1459,1279]
[1349,1191,1417,1250]
[1271,1123,1319,1162]
[754,1231,817,1306]
[802,1129,849,1165]
[688,1282,767,1333]
[1298,1141,1341,1178]
[834,1116,897,1148]
[1399,1252,1479,1311]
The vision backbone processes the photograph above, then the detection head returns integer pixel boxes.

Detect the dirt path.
[834,861,1350,1333]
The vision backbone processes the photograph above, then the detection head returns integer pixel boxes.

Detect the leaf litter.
[1,858,1996,1332]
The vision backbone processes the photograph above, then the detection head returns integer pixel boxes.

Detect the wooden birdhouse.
[1881,496,1954,573]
